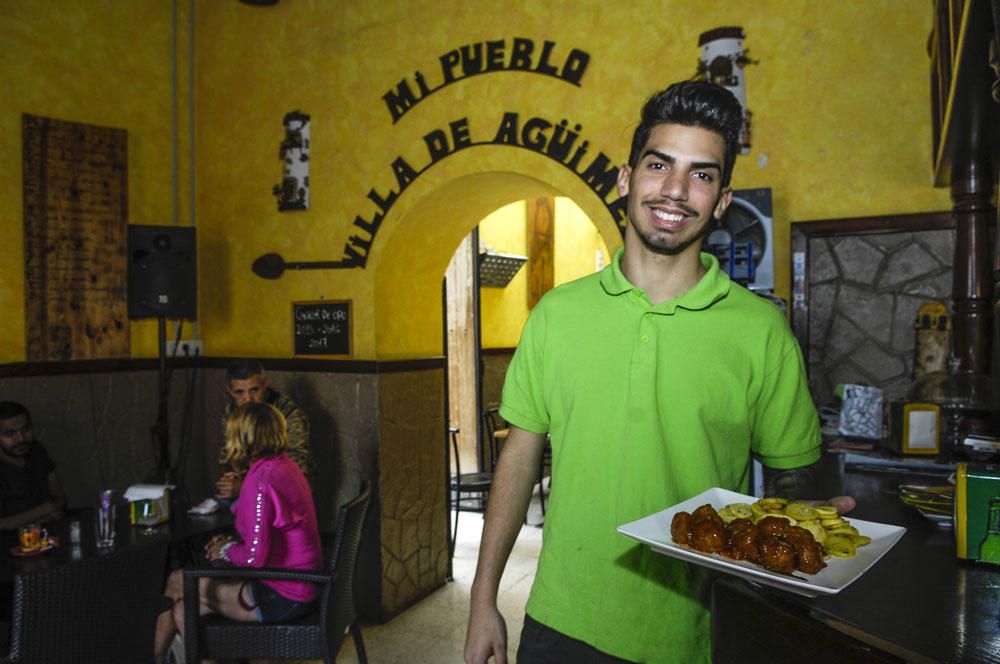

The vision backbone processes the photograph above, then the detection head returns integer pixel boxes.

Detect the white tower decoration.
[273,110,310,211]
[697,27,755,154]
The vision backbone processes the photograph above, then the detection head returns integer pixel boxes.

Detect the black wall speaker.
[127,225,197,319]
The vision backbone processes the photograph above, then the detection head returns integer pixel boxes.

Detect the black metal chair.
[480,407,506,457]
[480,409,550,520]
[447,409,504,559]
[0,537,169,663]
[182,482,372,664]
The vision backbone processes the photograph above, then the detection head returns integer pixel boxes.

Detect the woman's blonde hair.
[222,401,288,473]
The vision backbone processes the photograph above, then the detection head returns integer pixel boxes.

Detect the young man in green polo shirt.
[464,81,830,664]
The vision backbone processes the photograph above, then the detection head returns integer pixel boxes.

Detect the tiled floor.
[335,490,546,664]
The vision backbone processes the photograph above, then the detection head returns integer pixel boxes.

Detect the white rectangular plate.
[617,487,906,597]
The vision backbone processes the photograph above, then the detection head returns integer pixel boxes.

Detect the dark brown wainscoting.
[0,355,445,377]
[481,346,517,356]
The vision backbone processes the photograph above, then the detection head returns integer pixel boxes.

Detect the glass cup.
[96,489,116,548]
[18,524,42,551]
[140,499,159,534]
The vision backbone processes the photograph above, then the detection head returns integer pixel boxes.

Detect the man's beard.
[630,214,712,256]
[4,442,32,457]
[628,189,723,257]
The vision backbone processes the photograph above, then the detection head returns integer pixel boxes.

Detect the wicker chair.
[182,482,372,663]
[0,537,170,663]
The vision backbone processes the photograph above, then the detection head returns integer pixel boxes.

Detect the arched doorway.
[368,165,621,615]
[443,194,615,579]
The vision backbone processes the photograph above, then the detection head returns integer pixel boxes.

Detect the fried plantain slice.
[784,503,819,521]
[812,504,839,518]
[820,516,848,528]
[823,534,857,558]
[718,502,754,523]
[850,534,872,547]
[756,497,789,511]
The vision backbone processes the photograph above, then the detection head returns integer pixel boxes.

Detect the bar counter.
[713,460,1000,663]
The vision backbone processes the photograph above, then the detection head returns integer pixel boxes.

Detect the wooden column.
[929,0,999,374]
[991,0,1000,373]
[951,159,995,373]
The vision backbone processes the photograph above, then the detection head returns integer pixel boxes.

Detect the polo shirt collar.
[599,248,731,312]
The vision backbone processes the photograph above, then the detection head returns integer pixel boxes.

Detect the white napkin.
[188,498,219,515]
[123,484,174,501]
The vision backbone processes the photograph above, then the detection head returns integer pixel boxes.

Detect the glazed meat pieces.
[670,511,694,547]
[758,536,796,574]
[691,503,721,523]
[781,526,826,574]
[723,518,759,562]
[793,539,826,574]
[671,504,728,552]
[670,504,827,575]
[756,515,790,538]
[691,518,727,552]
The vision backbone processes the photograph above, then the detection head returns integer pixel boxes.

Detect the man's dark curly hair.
[627,80,743,187]
[0,402,30,424]
[226,359,266,383]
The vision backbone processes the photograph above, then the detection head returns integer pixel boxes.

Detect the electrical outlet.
[168,340,203,357]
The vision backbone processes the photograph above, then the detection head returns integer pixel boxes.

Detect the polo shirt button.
[641,335,649,342]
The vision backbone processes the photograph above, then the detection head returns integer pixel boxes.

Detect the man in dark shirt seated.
[0,402,66,530]
[214,360,314,500]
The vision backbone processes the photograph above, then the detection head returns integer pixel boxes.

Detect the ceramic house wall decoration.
[273,110,310,211]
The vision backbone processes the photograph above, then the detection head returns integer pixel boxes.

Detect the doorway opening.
[442,197,611,561]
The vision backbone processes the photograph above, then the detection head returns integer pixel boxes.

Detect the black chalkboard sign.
[292,300,352,356]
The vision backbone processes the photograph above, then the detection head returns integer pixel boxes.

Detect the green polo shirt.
[500,249,820,663]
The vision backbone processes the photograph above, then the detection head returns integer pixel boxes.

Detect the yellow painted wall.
[2,1,951,363]
[554,198,610,287]
[479,201,529,349]
[0,0,192,362]
[479,198,610,349]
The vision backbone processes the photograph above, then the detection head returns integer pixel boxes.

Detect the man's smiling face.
[617,123,732,258]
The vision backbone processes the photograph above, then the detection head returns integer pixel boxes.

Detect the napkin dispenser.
[955,463,1000,564]
[887,402,941,456]
[124,484,173,526]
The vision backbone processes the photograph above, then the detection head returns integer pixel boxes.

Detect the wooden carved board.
[23,114,130,360]
[527,197,554,309]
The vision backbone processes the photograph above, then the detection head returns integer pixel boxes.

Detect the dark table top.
[751,460,1000,664]
[0,500,234,585]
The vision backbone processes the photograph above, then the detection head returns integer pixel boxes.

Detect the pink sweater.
[227,453,322,602]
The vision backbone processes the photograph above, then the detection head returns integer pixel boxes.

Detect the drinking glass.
[140,499,159,534]
[96,490,116,548]
[18,524,41,551]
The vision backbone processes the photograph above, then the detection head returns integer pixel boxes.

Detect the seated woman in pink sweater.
[155,401,323,661]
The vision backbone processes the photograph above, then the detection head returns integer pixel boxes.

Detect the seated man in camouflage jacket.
[215,359,314,499]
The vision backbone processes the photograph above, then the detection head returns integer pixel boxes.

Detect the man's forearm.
[470,427,545,607]
[0,501,61,530]
[762,452,843,501]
